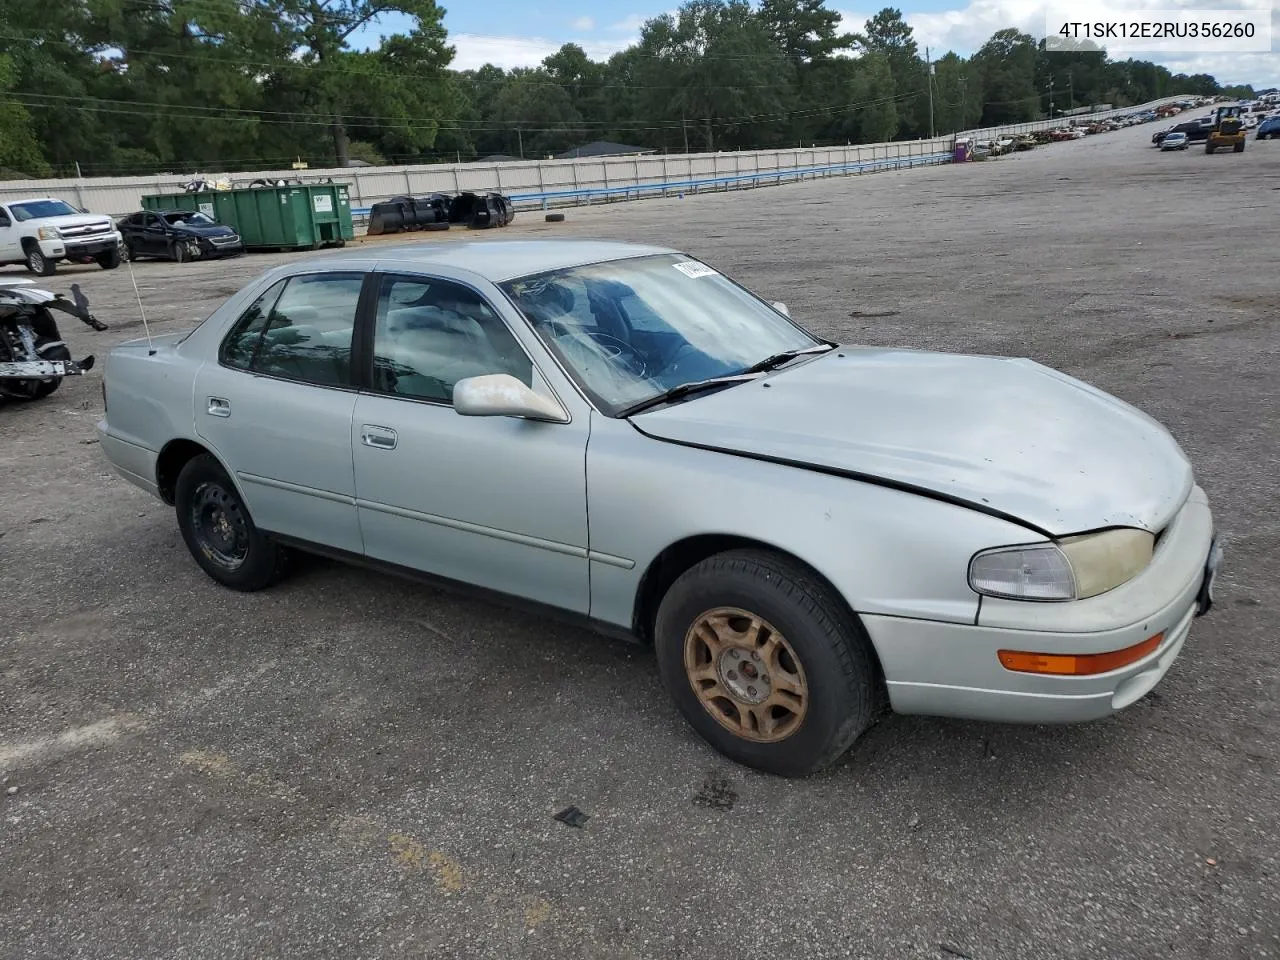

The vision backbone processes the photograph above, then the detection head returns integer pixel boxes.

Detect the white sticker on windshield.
[673,261,718,279]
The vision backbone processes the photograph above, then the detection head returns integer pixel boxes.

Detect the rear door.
[194,268,373,555]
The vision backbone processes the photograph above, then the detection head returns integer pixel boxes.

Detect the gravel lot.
[2,121,1277,960]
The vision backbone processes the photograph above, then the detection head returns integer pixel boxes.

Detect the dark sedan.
[116,209,244,262]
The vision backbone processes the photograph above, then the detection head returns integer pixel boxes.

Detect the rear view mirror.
[453,374,568,422]
[771,301,790,317]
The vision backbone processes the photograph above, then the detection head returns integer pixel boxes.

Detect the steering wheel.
[584,331,648,378]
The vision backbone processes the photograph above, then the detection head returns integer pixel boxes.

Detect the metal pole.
[682,119,689,154]
[926,47,935,139]
[518,128,524,159]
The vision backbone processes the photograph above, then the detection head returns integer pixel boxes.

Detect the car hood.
[47,213,114,232]
[630,348,1193,537]
[170,223,237,237]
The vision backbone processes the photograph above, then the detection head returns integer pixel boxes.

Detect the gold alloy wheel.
[683,607,809,743]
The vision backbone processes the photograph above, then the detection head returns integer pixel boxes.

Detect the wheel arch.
[155,437,234,505]
[631,533,885,674]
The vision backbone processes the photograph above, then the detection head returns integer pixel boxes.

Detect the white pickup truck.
[0,197,124,275]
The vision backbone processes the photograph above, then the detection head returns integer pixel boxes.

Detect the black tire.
[97,247,121,270]
[1234,141,1245,153]
[175,453,289,591]
[25,246,56,276]
[1205,143,1214,154]
[171,240,188,263]
[30,340,71,399]
[654,549,881,778]
[545,213,566,223]
[122,241,138,262]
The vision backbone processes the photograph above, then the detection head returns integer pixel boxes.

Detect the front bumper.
[865,485,1218,724]
[41,234,122,259]
[197,235,244,256]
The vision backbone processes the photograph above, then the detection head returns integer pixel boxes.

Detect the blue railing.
[350,150,953,219]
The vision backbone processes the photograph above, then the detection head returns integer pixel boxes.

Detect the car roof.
[290,238,681,282]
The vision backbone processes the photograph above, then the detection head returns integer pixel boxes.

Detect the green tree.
[490,69,583,158]
[758,0,855,65]
[634,0,794,152]
[973,28,1038,124]
[859,8,926,136]
[0,54,49,177]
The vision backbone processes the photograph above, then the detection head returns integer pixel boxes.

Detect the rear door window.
[218,272,364,387]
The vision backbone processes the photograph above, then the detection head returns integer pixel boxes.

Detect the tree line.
[0,0,1255,179]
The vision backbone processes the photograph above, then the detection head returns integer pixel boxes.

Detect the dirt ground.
[2,122,1277,960]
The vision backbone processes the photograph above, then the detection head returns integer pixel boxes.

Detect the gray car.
[96,240,1222,777]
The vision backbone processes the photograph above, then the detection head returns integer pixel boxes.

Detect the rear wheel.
[654,549,881,777]
[1234,140,1245,153]
[175,453,289,591]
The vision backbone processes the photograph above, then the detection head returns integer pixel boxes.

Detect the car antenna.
[123,252,156,355]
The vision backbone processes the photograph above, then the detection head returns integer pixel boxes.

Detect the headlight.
[37,226,60,240]
[969,528,1155,602]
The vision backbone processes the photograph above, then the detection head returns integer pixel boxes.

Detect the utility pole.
[682,118,689,154]
[1047,73,1054,119]
[517,128,524,159]
[1068,75,1074,111]
[926,47,935,138]
[959,75,967,127]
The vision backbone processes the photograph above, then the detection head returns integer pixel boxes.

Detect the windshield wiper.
[618,373,762,418]
[739,342,835,375]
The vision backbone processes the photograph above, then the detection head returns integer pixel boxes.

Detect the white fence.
[0,95,1196,219]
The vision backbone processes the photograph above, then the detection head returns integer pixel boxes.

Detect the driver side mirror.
[771,301,790,317]
[453,374,568,423]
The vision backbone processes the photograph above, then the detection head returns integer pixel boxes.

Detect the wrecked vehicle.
[1,278,108,402]
[95,240,1220,778]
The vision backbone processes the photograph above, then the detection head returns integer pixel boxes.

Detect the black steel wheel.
[175,453,289,590]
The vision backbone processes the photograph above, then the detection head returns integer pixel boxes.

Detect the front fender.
[584,415,1042,631]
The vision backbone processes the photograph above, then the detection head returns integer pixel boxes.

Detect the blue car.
[1256,116,1280,140]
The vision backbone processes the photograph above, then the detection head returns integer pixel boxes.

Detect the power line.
[6,88,919,132]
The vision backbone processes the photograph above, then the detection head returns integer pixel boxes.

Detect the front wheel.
[25,247,56,276]
[654,549,882,777]
[97,247,121,270]
[175,453,289,591]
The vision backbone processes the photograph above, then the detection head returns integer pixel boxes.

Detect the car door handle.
[207,397,230,417]
[360,424,397,450]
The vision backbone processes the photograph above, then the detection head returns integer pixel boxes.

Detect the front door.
[350,271,591,612]
[194,268,369,555]
[139,212,168,256]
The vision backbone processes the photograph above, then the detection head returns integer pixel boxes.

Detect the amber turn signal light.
[998,632,1164,676]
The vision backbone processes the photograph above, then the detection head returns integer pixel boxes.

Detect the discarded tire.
[369,191,514,236]
[545,213,565,223]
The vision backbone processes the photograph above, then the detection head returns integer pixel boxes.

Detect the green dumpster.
[141,183,354,251]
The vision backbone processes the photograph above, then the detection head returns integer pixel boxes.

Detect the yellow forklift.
[1205,105,1246,154]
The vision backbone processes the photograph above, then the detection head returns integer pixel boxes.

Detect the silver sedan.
[96,240,1221,777]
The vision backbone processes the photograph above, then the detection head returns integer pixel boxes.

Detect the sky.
[360,0,1280,89]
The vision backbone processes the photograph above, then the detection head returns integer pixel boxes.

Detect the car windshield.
[163,211,215,225]
[10,199,80,221]
[500,253,823,416]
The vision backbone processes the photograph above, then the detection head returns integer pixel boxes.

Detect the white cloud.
[570,16,595,31]
[450,32,632,70]
[610,14,649,33]
[838,1,1278,87]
